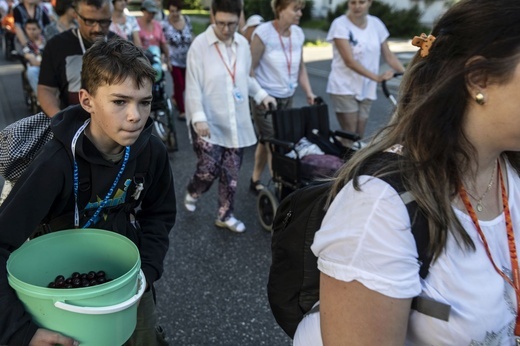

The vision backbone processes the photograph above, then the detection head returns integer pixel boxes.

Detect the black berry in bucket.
[48,271,112,289]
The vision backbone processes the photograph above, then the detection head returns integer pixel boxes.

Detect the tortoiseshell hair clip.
[411,33,436,57]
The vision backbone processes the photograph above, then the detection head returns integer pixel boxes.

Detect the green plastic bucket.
[7,229,145,346]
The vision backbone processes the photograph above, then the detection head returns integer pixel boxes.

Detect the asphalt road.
[0,40,408,345]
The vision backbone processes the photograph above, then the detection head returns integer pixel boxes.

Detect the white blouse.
[295,161,520,345]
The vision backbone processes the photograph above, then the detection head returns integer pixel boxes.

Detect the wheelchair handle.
[381,72,403,106]
[313,96,324,105]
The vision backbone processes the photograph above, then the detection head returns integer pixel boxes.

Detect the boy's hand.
[194,121,210,138]
[30,328,79,346]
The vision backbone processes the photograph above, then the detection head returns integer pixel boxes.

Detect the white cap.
[241,14,264,33]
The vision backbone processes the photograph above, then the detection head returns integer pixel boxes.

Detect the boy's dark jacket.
[0,105,177,345]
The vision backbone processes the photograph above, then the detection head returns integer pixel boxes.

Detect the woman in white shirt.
[294,0,520,344]
[326,0,404,146]
[184,0,274,233]
[248,0,315,194]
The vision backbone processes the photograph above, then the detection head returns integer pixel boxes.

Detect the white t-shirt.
[295,160,520,345]
[252,22,305,98]
[326,15,389,101]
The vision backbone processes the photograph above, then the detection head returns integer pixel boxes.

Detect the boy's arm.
[134,141,176,287]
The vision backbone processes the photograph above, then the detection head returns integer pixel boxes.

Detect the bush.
[183,0,203,10]
[326,0,430,38]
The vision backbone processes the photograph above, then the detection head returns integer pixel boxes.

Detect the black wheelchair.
[257,98,360,231]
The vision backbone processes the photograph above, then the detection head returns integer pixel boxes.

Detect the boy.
[0,37,176,345]
[21,18,45,96]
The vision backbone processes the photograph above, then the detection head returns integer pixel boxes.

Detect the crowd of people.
[4,0,519,344]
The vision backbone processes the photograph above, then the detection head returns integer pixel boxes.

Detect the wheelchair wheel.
[257,189,279,232]
[152,98,178,152]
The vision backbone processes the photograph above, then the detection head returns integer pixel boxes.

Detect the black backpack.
[267,153,445,338]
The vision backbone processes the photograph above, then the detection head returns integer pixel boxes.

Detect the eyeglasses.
[75,11,112,28]
[215,21,238,30]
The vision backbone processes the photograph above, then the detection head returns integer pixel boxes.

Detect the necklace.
[464,160,497,212]
[71,119,130,228]
[459,163,520,336]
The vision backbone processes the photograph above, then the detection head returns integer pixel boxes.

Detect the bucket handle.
[53,270,146,315]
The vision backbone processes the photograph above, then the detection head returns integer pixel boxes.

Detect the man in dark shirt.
[37,0,113,117]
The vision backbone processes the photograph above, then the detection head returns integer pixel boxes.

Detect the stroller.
[257,98,360,231]
[145,46,178,152]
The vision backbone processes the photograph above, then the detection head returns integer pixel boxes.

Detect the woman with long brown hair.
[294,0,520,344]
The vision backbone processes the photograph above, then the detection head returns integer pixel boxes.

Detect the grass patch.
[304,39,330,47]
[191,20,209,35]
[182,9,210,16]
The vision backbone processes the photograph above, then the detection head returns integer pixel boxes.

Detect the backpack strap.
[365,152,451,322]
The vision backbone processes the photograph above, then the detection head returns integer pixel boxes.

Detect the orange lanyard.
[459,161,520,335]
[214,43,236,86]
[273,21,292,78]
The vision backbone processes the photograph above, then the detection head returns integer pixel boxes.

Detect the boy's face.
[79,77,153,155]
[24,23,41,41]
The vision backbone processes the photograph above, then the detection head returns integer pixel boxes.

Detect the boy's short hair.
[211,0,241,17]
[81,37,156,95]
[24,18,41,29]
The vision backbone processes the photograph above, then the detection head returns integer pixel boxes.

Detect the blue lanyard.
[72,119,131,228]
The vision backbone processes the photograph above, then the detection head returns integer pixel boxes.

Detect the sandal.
[249,179,265,195]
[215,216,246,233]
[184,192,198,212]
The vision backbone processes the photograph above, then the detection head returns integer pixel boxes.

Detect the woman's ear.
[465,55,488,94]
[78,89,94,113]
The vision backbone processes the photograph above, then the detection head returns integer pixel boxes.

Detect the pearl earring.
[475,92,485,105]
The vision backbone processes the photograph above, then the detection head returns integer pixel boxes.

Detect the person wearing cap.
[137,0,170,70]
[241,13,263,43]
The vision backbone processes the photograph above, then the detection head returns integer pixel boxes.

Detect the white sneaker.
[215,215,246,233]
[184,193,198,212]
